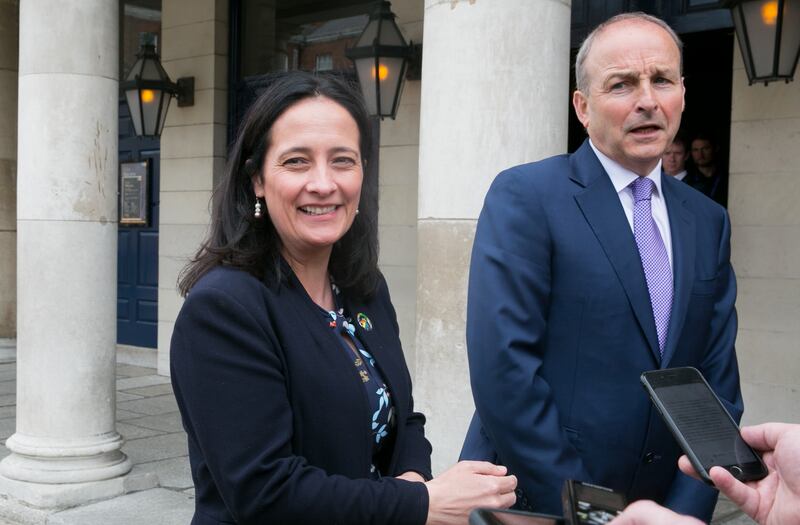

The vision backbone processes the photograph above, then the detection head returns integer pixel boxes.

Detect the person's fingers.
[495,490,517,509]
[494,474,517,493]
[678,455,700,480]
[458,461,507,476]
[740,423,792,452]
[708,466,759,518]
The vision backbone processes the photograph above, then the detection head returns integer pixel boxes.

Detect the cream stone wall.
[415,0,572,474]
[158,0,228,375]
[0,0,18,338]
[378,0,423,375]
[729,42,800,425]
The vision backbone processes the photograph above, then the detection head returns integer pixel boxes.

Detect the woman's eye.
[283,157,308,167]
[333,157,356,167]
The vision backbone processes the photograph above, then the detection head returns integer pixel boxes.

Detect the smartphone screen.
[641,367,767,482]
[563,481,625,525]
[469,508,564,525]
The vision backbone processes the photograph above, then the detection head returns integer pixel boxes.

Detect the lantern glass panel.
[779,0,800,75]
[356,18,380,46]
[125,89,144,136]
[378,56,404,115]
[732,7,756,80]
[142,89,170,137]
[354,57,380,114]
[741,0,780,78]
[157,93,172,136]
[141,58,162,80]
[378,19,406,46]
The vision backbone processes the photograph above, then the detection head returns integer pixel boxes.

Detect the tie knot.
[631,177,655,203]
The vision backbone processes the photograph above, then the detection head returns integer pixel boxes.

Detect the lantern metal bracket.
[406,43,422,81]
[176,77,195,107]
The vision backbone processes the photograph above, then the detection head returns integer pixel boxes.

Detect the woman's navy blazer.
[170,266,432,525]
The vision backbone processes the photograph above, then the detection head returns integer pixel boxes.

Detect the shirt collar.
[589,139,664,196]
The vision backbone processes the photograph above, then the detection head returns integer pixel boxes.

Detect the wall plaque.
[120,161,149,225]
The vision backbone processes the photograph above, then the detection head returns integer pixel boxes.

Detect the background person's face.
[691,139,714,167]
[252,96,363,262]
[573,20,685,175]
[662,141,687,176]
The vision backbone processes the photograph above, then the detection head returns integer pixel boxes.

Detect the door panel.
[117,98,160,348]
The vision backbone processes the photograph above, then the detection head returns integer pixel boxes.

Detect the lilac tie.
[631,177,673,354]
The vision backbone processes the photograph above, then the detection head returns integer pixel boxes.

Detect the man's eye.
[610,81,628,91]
[654,77,670,85]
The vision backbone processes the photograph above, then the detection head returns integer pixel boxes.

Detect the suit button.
[643,452,656,463]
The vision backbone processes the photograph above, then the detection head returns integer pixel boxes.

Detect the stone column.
[0,0,17,339]
[0,0,131,507]
[415,0,571,474]
[728,40,800,424]
[158,0,229,376]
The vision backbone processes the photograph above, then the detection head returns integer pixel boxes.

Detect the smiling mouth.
[299,205,337,215]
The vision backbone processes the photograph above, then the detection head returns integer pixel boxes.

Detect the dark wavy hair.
[178,71,379,300]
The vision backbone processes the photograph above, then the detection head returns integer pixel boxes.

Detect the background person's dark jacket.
[171,266,431,525]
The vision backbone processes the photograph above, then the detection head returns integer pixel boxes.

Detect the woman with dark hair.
[171,71,516,525]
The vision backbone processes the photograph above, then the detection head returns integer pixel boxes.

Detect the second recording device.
[641,367,767,484]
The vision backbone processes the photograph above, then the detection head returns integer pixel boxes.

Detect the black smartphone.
[561,480,626,525]
[641,367,768,484]
[469,508,564,525]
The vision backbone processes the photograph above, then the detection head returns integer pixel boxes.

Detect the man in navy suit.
[461,12,741,522]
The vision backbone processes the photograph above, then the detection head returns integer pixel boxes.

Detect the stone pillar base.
[0,432,132,484]
[0,468,157,513]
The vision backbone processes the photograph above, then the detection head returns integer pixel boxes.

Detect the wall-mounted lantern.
[346,1,420,119]
[725,0,800,84]
[121,36,195,137]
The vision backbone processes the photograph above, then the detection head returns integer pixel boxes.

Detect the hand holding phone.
[640,367,767,484]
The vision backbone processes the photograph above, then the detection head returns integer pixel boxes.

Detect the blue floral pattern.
[321,285,395,478]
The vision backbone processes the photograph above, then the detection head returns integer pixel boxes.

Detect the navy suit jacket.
[171,266,431,525]
[461,140,742,522]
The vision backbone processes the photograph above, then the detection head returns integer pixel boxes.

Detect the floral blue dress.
[322,285,395,479]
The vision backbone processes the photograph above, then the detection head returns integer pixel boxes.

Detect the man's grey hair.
[574,12,683,94]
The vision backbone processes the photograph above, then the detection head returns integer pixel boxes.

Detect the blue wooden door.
[117,99,160,348]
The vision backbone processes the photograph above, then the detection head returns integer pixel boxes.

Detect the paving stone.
[116,391,144,402]
[117,375,172,391]
[124,412,186,433]
[117,421,167,440]
[144,456,193,490]
[47,488,194,525]
[124,383,175,397]
[116,364,158,378]
[118,394,179,416]
[116,409,144,421]
[122,432,188,465]
[0,418,14,440]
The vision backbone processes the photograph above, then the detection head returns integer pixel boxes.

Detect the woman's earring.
[355,209,360,215]
[254,199,262,219]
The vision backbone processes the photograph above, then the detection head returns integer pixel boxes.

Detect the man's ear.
[572,90,590,130]
[680,76,686,112]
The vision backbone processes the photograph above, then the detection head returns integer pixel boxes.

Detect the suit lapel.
[571,142,661,362]
[660,176,695,367]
